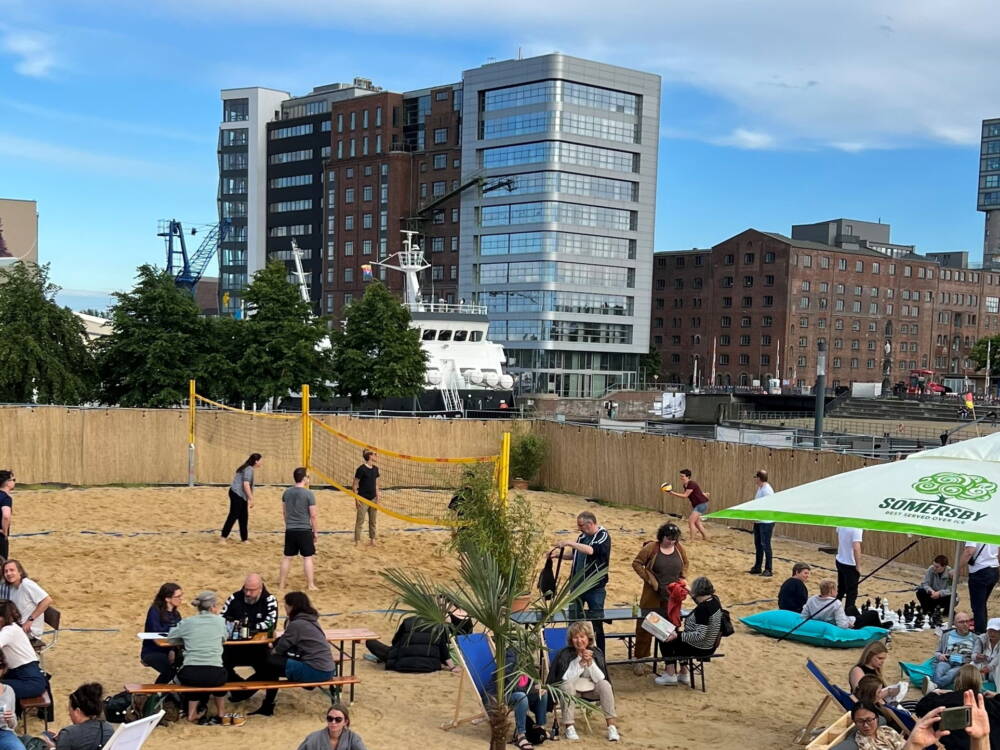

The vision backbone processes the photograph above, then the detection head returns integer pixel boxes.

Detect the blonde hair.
[856,641,888,684]
[819,580,837,596]
[566,621,595,648]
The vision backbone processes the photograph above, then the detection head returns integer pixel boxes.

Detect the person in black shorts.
[352,450,380,546]
[278,468,318,591]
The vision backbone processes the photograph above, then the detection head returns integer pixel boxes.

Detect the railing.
[730,409,984,444]
[404,302,487,316]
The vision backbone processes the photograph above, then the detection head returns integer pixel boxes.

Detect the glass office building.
[459,55,660,398]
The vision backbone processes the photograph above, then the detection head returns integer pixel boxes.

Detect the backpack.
[537,547,563,600]
[719,599,735,638]
[104,691,163,724]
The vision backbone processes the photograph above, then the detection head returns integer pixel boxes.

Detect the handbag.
[537,547,563,600]
[719,600,735,638]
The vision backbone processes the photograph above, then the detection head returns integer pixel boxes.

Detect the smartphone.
[939,706,971,731]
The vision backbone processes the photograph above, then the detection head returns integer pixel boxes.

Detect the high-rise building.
[459,55,661,398]
[980,119,1000,268]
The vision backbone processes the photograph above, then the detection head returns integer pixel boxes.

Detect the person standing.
[352,450,380,546]
[631,522,687,675]
[961,542,1000,632]
[747,470,775,577]
[221,453,261,543]
[551,511,611,655]
[279,468,318,591]
[0,471,13,560]
[835,526,864,615]
[667,469,710,541]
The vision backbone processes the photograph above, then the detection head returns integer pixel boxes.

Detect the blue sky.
[1,0,997,310]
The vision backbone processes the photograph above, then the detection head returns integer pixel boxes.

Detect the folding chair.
[795,660,856,745]
[442,633,494,730]
[35,606,61,666]
[805,711,853,750]
[103,709,164,749]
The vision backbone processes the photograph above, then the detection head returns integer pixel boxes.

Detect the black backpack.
[537,547,563,600]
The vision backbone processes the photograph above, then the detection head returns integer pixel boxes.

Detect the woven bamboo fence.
[534,421,951,566]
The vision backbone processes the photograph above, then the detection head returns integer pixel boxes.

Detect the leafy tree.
[0,262,96,404]
[972,336,1000,377]
[94,265,207,407]
[329,281,427,405]
[639,343,662,381]
[236,262,332,406]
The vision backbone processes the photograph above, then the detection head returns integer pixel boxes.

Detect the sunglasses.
[327,716,345,724]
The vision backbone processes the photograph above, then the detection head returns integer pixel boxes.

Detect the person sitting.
[252,591,336,717]
[778,562,811,613]
[0,560,51,642]
[916,555,954,615]
[0,653,24,750]
[654,575,723,687]
[0,600,46,699]
[853,674,913,731]
[801,580,890,631]
[220,574,278,697]
[850,642,889,692]
[847,702,906,750]
[140,583,183,684]
[44,682,114,750]
[296,704,367,750]
[925,612,978,692]
[914,665,1000,750]
[364,600,470,673]
[504,653,549,750]
[972,618,1000,685]
[165,591,231,726]
[546,621,619,743]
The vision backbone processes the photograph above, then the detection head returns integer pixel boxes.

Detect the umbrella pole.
[778,538,921,643]
[946,539,962,625]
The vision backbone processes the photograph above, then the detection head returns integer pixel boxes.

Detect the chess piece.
[865,598,873,612]
[897,608,904,623]
[875,596,882,610]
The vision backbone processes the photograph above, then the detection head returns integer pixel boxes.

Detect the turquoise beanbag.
[739,609,888,649]
[899,657,997,691]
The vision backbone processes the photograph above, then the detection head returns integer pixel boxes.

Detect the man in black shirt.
[551,511,611,654]
[778,562,811,613]
[352,449,381,545]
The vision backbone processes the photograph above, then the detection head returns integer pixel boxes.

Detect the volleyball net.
[187,381,509,526]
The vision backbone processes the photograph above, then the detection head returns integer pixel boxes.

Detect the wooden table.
[151,627,377,703]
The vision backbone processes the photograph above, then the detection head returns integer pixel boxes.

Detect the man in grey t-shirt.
[279,467,318,591]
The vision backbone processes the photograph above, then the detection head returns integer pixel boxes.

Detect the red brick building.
[652,228,999,389]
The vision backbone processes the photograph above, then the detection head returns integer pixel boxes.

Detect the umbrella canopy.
[708,432,1000,545]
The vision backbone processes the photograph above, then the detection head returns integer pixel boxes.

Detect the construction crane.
[159,218,232,293]
[290,237,311,304]
[403,174,515,232]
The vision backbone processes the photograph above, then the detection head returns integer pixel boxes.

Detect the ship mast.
[372,230,430,307]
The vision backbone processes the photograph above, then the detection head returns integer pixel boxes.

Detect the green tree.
[94,265,207,407]
[329,281,427,405]
[236,262,332,406]
[639,343,661,381]
[0,262,96,404]
[972,335,1000,378]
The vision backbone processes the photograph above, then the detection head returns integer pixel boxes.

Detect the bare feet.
[308,586,319,591]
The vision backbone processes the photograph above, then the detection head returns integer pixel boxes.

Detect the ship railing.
[404,302,487,315]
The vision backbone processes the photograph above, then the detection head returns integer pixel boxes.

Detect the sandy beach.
[11,485,964,749]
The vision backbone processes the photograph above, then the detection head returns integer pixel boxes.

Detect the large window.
[478,261,633,288]
[481,141,636,173]
[222,177,247,194]
[497,171,637,202]
[221,128,248,146]
[270,124,313,139]
[478,231,634,260]
[270,174,313,189]
[221,153,248,170]
[480,201,634,231]
[269,149,314,164]
[482,80,637,116]
[484,290,633,315]
[488,319,632,345]
[269,199,312,213]
[481,111,637,144]
[268,224,313,237]
[221,200,247,218]
[223,99,249,122]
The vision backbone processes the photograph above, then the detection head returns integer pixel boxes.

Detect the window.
[344,215,354,230]
[838,259,847,271]
[344,267,354,282]
[268,199,312,213]
[744,253,755,264]
[820,256,830,269]
[833,357,842,368]
[344,241,354,256]
[434,128,448,144]
[223,98,249,122]
[800,317,809,327]
[801,281,811,291]
[432,181,446,197]
[801,255,812,268]
[739,354,750,365]
[362,185,373,202]
[761,335,772,345]
[433,154,447,169]
[743,276,754,288]
[362,214,373,229]
[741,296,752,306]
[764,252,775,263]
[724,254,735,265]
[764,275,774,286]
[760,354,771,365]
[904,265,912,277]
[721,316,731,328]
[221,128,248,146]
[363,239,372,255]
[762,316,773,327]
[722,297,732,308]
[739,335,751,346]
[800,297,810,309]
[740,316,751,327]
[271,123,313,139]
[345,188,355,203]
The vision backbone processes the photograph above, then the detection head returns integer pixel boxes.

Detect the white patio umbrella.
[709,432,1000,623]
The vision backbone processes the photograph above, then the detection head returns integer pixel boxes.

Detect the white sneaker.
[678,672,691,685]
[564,725,580,741]
[607,725,620,742]
[923,676,937,694]
[654,672,679,686]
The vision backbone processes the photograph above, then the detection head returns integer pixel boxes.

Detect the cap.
[191,591,217,609]
[987,618,1000,631]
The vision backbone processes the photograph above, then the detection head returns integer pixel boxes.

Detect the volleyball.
[660,482,672,493]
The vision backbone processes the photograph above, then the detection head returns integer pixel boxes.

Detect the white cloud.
[142,0,1000,151]
[0,132,191,178]
[713,129,777,150]
[1,29,56,77]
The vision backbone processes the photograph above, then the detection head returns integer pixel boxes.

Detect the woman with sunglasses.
[296,704,367,750]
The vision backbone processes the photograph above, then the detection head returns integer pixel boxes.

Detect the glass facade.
[478,260,634,287]
[480,201,634,231]
[481,140,636,172]
[492,171,637,202]
[478,231,635,259]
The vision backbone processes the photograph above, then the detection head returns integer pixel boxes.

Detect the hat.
[988,618,1000,632]
[191,591,217,610]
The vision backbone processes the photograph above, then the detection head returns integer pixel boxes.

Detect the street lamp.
[814,341,827,449]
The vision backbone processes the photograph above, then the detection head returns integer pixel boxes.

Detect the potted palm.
[510,433,547,490]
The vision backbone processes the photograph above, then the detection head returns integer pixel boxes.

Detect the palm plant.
[381,549,605,750]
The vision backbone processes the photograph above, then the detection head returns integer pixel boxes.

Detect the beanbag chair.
[739,609,888,649]
[899,657,997,692]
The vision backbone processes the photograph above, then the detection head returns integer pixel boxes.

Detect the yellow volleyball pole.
[187,379,196,486]
[301,384,312,468]
[499,431,511,505]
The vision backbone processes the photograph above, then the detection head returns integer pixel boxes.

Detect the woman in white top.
[546,621,619,742]
[0,652,22,750]
[1,560,51,640]
[0,600,46,699]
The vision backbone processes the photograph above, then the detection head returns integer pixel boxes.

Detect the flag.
[966,392,975,411]
[361,264,373,281]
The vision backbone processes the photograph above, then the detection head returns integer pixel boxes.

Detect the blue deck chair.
[443,633,496,731]
[542,626,602,734]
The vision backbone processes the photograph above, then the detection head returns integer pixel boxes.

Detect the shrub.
[510,432,547,483]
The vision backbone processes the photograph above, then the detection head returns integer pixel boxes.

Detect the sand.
[10,485,968,749]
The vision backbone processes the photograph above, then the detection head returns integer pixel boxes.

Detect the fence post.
[301,384,311,468]
[499,431,511,505]
[188,379,196,487]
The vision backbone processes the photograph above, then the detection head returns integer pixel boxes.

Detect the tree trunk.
[488,705,509,750]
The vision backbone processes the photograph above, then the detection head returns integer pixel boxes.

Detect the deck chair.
[541,626,602,734]
[103,709,164,749]
[35,607,61,665]
[805,711,854,750]
[442,633,494,730]
[795,660,856,745]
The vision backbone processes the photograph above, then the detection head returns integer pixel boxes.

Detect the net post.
[187,379,196,487]
[499,431,511,505]
[301,384,311,468]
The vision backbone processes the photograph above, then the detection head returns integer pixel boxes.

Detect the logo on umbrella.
[912,472,998,504]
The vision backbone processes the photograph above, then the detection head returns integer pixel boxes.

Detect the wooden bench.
[19,692,52,734]
[125,676,360,704]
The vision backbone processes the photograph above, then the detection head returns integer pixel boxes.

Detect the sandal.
[513,735,534,750]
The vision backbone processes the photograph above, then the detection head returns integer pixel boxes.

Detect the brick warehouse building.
[652,226,1000,389]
